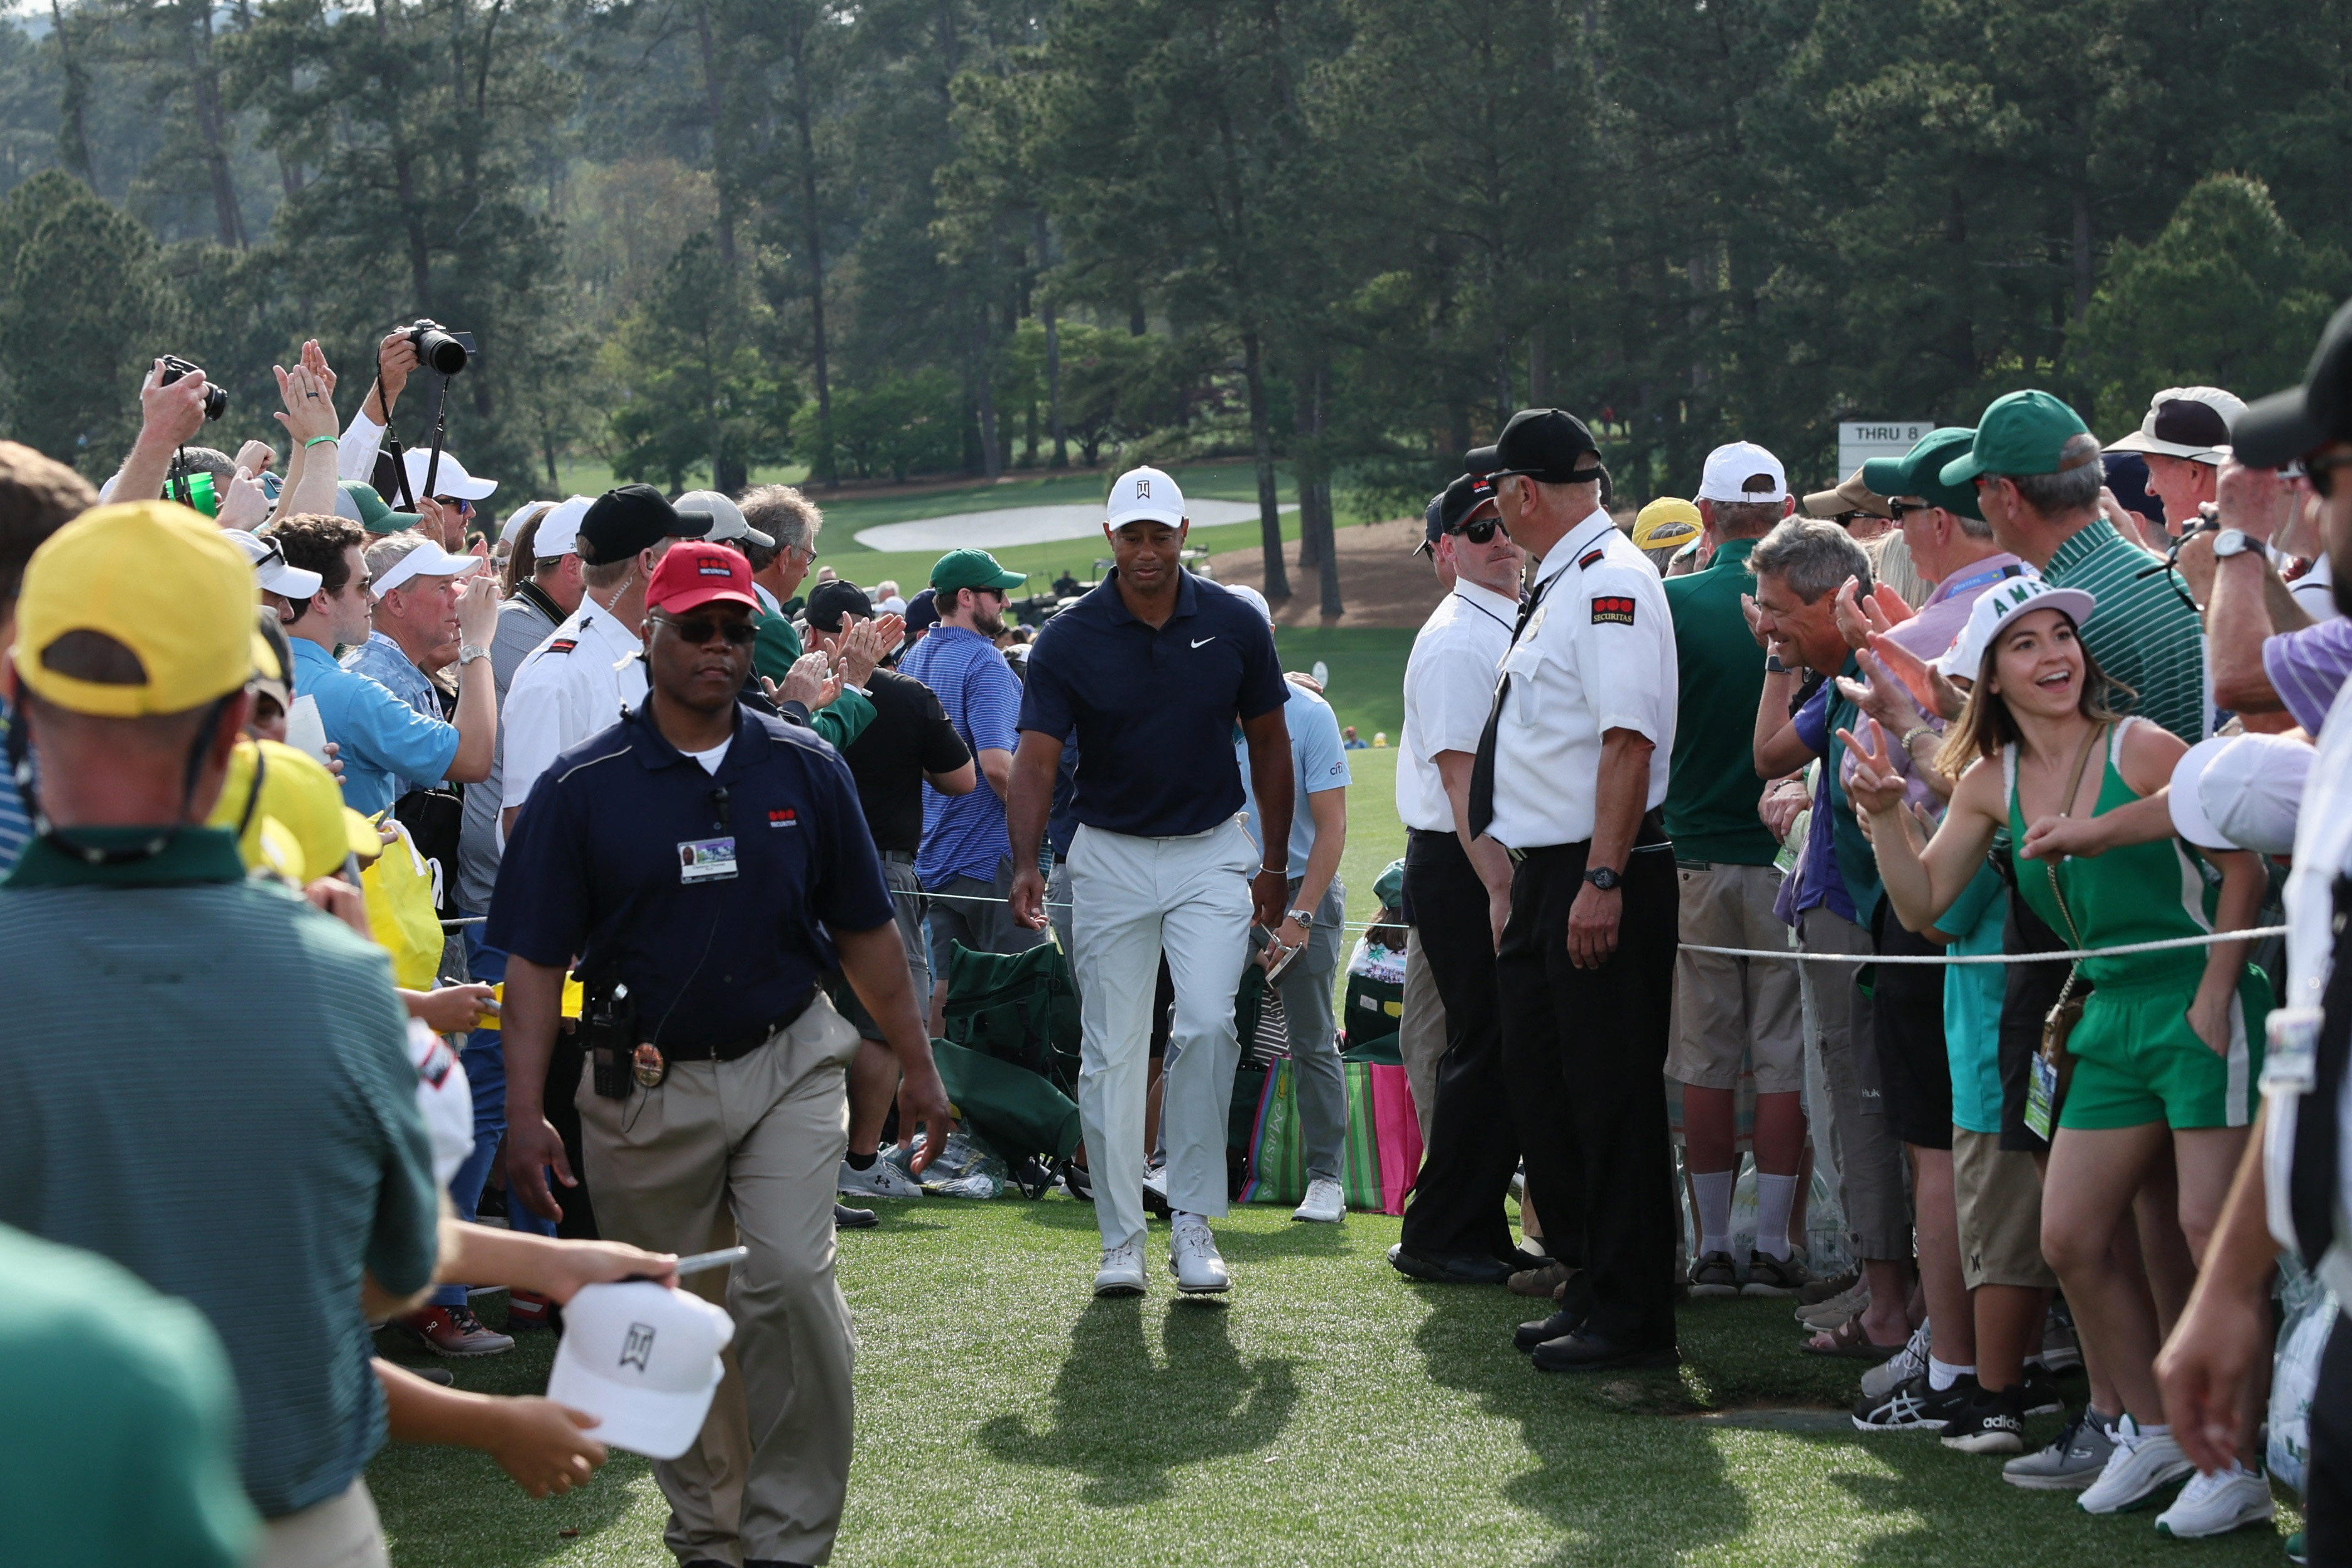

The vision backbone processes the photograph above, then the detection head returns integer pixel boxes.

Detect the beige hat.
[1801,469,1892,521]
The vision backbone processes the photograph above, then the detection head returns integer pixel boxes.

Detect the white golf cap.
[369,536,486,599]
[402,447,498,501]
[547,1280,734,1460]
[2178,732,2311,855]
[1107,466,1185,529]
[406,1018,474,1190]
[675,489,774,551]
[1226,582,1275,627]
[224,528,322,600]
[2167,736,2238,851]
[2104,386,2246,466]
[1934,574,2096,681]
[533,496,592,559]
[1696,440,1789,504]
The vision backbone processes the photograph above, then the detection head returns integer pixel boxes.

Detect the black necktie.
[1467,572,1554,839]
[2291,876,2352,1265]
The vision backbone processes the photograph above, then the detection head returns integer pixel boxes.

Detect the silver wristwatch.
[457,642,490,667]
[1285,907,1315,928]
[2211,528,2257,560]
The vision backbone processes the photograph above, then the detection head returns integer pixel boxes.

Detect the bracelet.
[1899,724,1936,751]
[305,434,338,448]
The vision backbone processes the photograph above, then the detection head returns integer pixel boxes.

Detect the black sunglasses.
[1449,515,1510,545]
[1886,500,1930,523]
[655,613,758,646]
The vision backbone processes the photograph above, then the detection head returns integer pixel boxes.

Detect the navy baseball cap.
[904,587,940,638]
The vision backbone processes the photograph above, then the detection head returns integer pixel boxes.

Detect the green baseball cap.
[335,477,420,536]
[1863,427,1984,521]
[1939,391,2101,487]
[930,547,1026,595]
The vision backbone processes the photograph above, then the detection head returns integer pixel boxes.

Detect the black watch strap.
[1583,864,1623,891]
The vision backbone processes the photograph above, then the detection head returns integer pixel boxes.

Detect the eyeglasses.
[1448,516,1510,545]
[433,496,474,516]
[653,613,758,646]
[1886,500,1931,524]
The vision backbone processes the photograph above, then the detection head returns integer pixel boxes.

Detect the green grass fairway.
[371,1202,2299,1565]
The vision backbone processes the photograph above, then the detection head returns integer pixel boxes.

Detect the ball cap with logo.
[578,484,693,566]
[1696,440,1789,504]
[675,489,775,552]
[1939,390,2101,486]
[546,1280,735,1460]
[1860,427,1984,520]
[1106,465,1185,529]
[2103,386,2246,466]
[1466,408,1602,484]
[1417,471,1503,555]
[1631,497,1701,550]
[13,500,267,718]
[1934,574,2097,680]
[2234,297,2352,469]
[531,495,594,559]
[401,447,498,501]
[930,547,1026,594]
[645,540,762,617]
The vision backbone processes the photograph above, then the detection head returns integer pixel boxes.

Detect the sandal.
[1802,1310,1906,1361]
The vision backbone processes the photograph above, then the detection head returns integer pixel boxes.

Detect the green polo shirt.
[2043,518,2208,742]
[0,1223,258,1567]
[1663,535,1780,865]
[0,825,438,1520]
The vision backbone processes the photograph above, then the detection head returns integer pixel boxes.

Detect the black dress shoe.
[834,1200,878,1230]
[1531,1328,1679,1373]
[1386,1243,1514,1285]
[1513,1306,1587,1352]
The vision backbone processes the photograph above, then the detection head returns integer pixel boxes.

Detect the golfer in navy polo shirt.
[1008,466,1295,1298]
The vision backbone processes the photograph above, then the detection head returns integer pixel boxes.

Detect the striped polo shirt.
[2043,519,2209,742]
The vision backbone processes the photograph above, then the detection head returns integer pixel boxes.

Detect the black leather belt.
[659,988,817,1063]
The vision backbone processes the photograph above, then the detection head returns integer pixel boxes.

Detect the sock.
[845,1150,878,1171]
[1520,1233,1549,1260]
[1694,1170,1734,1257]
[1753,1173,1798,1262]
[2138,1422,2170,1437]
[1927,1356,1975,1393]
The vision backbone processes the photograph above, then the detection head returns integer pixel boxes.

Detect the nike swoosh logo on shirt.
[1192,636,1216,648]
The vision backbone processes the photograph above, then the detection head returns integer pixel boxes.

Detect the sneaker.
[1509,1260,1575,1299]
[839,1156,923,1200]
[1741,1250,1811,1297]
[1060,1160,1094,1203]
[1799,1268,1860,1306]
[1292,1177,1345,1224]
[1687,1250,1739,1297]
[505,1288,553,1332]
[1853,1371,1972,1434]
[2032,1298,2084,1373]
[1859,1321,1934,1405]
[1092,1238,1146,1297]
[2005,1407,2118,1491]
[1941,1383,2027,1454]
[2020,1365,2064,1418]
[2285,1529,2309,1564]
[2155,1463,2275,1538]
[2078,1414,2194,1513]
[1168,1219,1231,1294]
[403,1304,514,1358]
[1141,1164,1172,1219]
[1799,1280,1870,1329]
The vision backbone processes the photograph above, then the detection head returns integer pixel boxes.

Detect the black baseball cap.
[806,578,876,633]
[904,587,940,638]
[1466,408,1603,484]
[577,484,690,565]
[2235,297,2352,468]
[1416,472,1502,555]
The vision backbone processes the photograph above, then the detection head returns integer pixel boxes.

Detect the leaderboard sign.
[1838,422,1934,482]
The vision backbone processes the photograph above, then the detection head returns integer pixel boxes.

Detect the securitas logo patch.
[698,562,735,577]
[768,808,798,828]
[1591,596,1637,626]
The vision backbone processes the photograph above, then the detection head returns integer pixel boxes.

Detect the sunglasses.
[655,613,758,646]
[433,496,474,516]
[1886,500,1931,524]
[1449,515,1510,545]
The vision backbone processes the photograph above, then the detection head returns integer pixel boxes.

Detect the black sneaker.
[1941,1382,2027,1454]
[2020,1364,2064,1417]
[1853,1371,1973,1433]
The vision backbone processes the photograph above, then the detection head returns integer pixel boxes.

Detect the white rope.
[1682,925,2286,966]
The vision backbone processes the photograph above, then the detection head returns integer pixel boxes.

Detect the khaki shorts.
[1664,862,1804,1093]
[1953,1128,2058,1290]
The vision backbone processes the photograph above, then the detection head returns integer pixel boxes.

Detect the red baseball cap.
[646,541,761,617]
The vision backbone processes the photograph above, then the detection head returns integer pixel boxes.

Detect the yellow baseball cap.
[13,500,263,718]
[1632,497,1702,550]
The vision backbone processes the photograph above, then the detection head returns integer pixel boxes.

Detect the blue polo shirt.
[898,626,1023,887]
[488,702,895,1047]
[1020,570,1287,838]
[1238,680,1349,879]
[290,638,459,819]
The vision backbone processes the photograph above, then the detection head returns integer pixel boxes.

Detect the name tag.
[678,837,738,883]
[2264,1006,2322,1094]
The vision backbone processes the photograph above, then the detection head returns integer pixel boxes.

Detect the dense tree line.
[1,0,2348,609]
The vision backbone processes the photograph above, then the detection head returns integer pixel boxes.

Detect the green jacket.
[754,607,873,751]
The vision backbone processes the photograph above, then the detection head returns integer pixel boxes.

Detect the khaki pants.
[1397,927,1446,1141]
[254,1480,386,1568]
[577,996,863,1567]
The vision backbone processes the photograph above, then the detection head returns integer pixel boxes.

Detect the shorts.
[923,856,1047,977]
[1663,863,1804,1093]
[839,854,927,1040]
[1952,1128,2057,1290]
[2056,967,2268,1132]
[1871,902,1954,1150]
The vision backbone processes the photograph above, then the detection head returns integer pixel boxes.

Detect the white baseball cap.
[2104,386,2246,466]
[403,447,498,501]
[369,536,486,599]
[533,496,592,559]
[224,528,322,599]
[1933,574,2096,681]
[547,1280,735,1459]
[675,489,775,551]
[1107,466,1185,529]
[406,1018,474,1190]
[2172,731,2311,854]
[1696,441,1789,504]
[1225,582,1275,627]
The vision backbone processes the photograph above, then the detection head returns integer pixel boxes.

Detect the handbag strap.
[2038,722,2107,1009]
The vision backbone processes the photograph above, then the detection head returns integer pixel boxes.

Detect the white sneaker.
[1859,1320,1933,1404]
[1092,1239,1146,1297]
[2079,1415,2195,1514]
[1293,1177,1345,1223]
[1168,1219,1231,1293]
[1141,1163,1172,1218]
[838,1156,923,1200]
[2155,1464,2275,1538]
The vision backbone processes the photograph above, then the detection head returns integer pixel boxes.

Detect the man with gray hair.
[740,482,825,683]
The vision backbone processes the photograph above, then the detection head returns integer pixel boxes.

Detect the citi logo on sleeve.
[1591,596,1637,626]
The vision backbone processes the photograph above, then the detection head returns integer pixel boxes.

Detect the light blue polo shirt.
[1238,680,1349,880]
[291,638,460,818]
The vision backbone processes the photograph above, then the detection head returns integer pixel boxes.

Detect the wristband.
[1899,724,1936,752]
[305,434,339,448]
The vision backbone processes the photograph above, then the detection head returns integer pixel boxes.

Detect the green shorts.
[2056,967,2267,1132]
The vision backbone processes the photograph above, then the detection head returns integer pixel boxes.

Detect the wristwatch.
[1582,865,1623,891]
[1285,907,1315,928]
[2211,528,2257,560]
[457,643,490,667]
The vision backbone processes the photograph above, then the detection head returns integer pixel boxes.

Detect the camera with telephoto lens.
[406,318,476,376]
[156,354,227,420]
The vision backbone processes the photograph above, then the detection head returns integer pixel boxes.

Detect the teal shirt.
[1937,859,2010,1135]
[0,827,439,1518]
[1663,535,1780,865]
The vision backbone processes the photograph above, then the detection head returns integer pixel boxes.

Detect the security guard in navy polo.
[492,540,953,1568]
[1466,408,1684,1373]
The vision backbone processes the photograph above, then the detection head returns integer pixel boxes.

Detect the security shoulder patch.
[1591,594,1637,626]
[547,638,579,655]
[1579,549,1607,569]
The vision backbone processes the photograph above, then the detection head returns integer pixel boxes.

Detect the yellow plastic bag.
[361,817,444,991]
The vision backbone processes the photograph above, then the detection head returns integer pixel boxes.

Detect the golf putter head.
[1260,927,1305,987]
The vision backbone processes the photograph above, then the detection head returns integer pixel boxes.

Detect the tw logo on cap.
[1136,477,1152,498]
[621,1322,656,1372]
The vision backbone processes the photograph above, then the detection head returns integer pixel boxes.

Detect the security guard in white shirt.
[1466,408,1682,1373]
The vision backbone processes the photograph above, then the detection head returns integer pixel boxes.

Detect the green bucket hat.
[1939,391,2101,487]
[1863,427,1984,521]
[930,547,1026,595]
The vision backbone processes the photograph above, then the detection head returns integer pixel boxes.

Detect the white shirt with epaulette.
[499,604,648,817]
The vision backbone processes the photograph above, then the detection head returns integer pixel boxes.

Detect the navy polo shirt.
[487,702,894,1047]
[1020,570,1287,838]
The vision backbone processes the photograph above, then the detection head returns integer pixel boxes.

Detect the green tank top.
[2008,719,2216,989]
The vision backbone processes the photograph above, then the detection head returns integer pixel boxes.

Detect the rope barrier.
[1681,925,2285,966]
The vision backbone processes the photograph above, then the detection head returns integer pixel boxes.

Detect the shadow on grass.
[977,1295,1298,1507]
